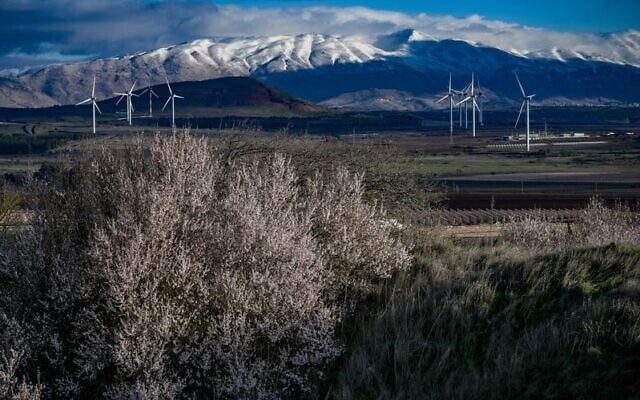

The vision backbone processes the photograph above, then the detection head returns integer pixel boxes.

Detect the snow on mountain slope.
[156,34,386,75]
[0,34,390,107]
[0,29,639,108]
[523,29,640,66]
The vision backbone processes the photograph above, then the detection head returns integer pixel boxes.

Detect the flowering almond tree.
[0,131,409,399]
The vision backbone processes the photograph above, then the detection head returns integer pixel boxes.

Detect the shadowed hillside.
[0,77,322,120]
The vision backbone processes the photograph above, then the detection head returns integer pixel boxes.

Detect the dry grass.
[331,234,640,399]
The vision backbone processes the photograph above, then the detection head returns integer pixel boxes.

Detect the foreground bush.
[0,132,409,399]
[504,197,640,250]
[332,240,640,399]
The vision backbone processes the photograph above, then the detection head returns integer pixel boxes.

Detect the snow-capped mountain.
[1,29,639,109]
[0,34,388,108]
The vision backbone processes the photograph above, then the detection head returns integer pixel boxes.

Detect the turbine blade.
[515,73,526,97]
[76,98,91,106]
[151,89,159,98]
[162,96,172,111]
[115,95,125,106]
[474,100,481,113]
[130,80,137,93]
[455,97,471,107]
[140,88,149,95]
[436,94,449,104]
[448,72,452,92]
[92,75,96,98]
[471,73,475,95]
[515,101,525,128]
[173,95,184,99]
[93,101,102,114]
[165,76,173,95]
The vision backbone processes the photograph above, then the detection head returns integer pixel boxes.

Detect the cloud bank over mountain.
[2,0,639,72]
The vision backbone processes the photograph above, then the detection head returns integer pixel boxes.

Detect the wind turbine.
[435,73,461,144]
[76,75,102,134]
[114,81,138,125]
[140,74,159,117]
[456,73,481,138]
[465,94,469,129]
[476,78,485,126]
[456,82,470,128]
[458,92,463,127]
[162,77,184,129]
[514,73,536,152]
[461,81,472,129]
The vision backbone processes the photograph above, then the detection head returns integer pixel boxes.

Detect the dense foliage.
[0,132,409,399]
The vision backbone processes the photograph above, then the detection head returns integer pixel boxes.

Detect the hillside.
[124,76,321,112]
[0,30,640,109]
[0,77,322,119]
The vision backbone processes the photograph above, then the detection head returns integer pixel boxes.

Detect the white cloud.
[0,1,638,71]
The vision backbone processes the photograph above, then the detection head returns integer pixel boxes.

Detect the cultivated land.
[2,110,638,212]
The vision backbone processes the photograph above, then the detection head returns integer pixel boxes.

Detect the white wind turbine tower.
[514,73,536,152]
[114,81,138,125]
[476,78,485,126]
[435,73,461,144]
[459,82,470,128]
[162,77,184,129]
[76,75,102,134]
[458,91,464,127]
[464,92,469,129]
[456,73,481,138]
[460,80,473,129]
[140,74,159,117]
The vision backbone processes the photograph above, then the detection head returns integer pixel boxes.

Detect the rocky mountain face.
[1,29,639,110]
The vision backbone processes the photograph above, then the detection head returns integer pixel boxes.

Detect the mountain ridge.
[1,29,639,109]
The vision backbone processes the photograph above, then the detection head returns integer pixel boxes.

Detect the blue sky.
[213,0,640,32]
[1,0,638,72]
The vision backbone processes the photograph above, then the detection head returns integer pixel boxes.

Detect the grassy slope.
[331,237,640,399]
